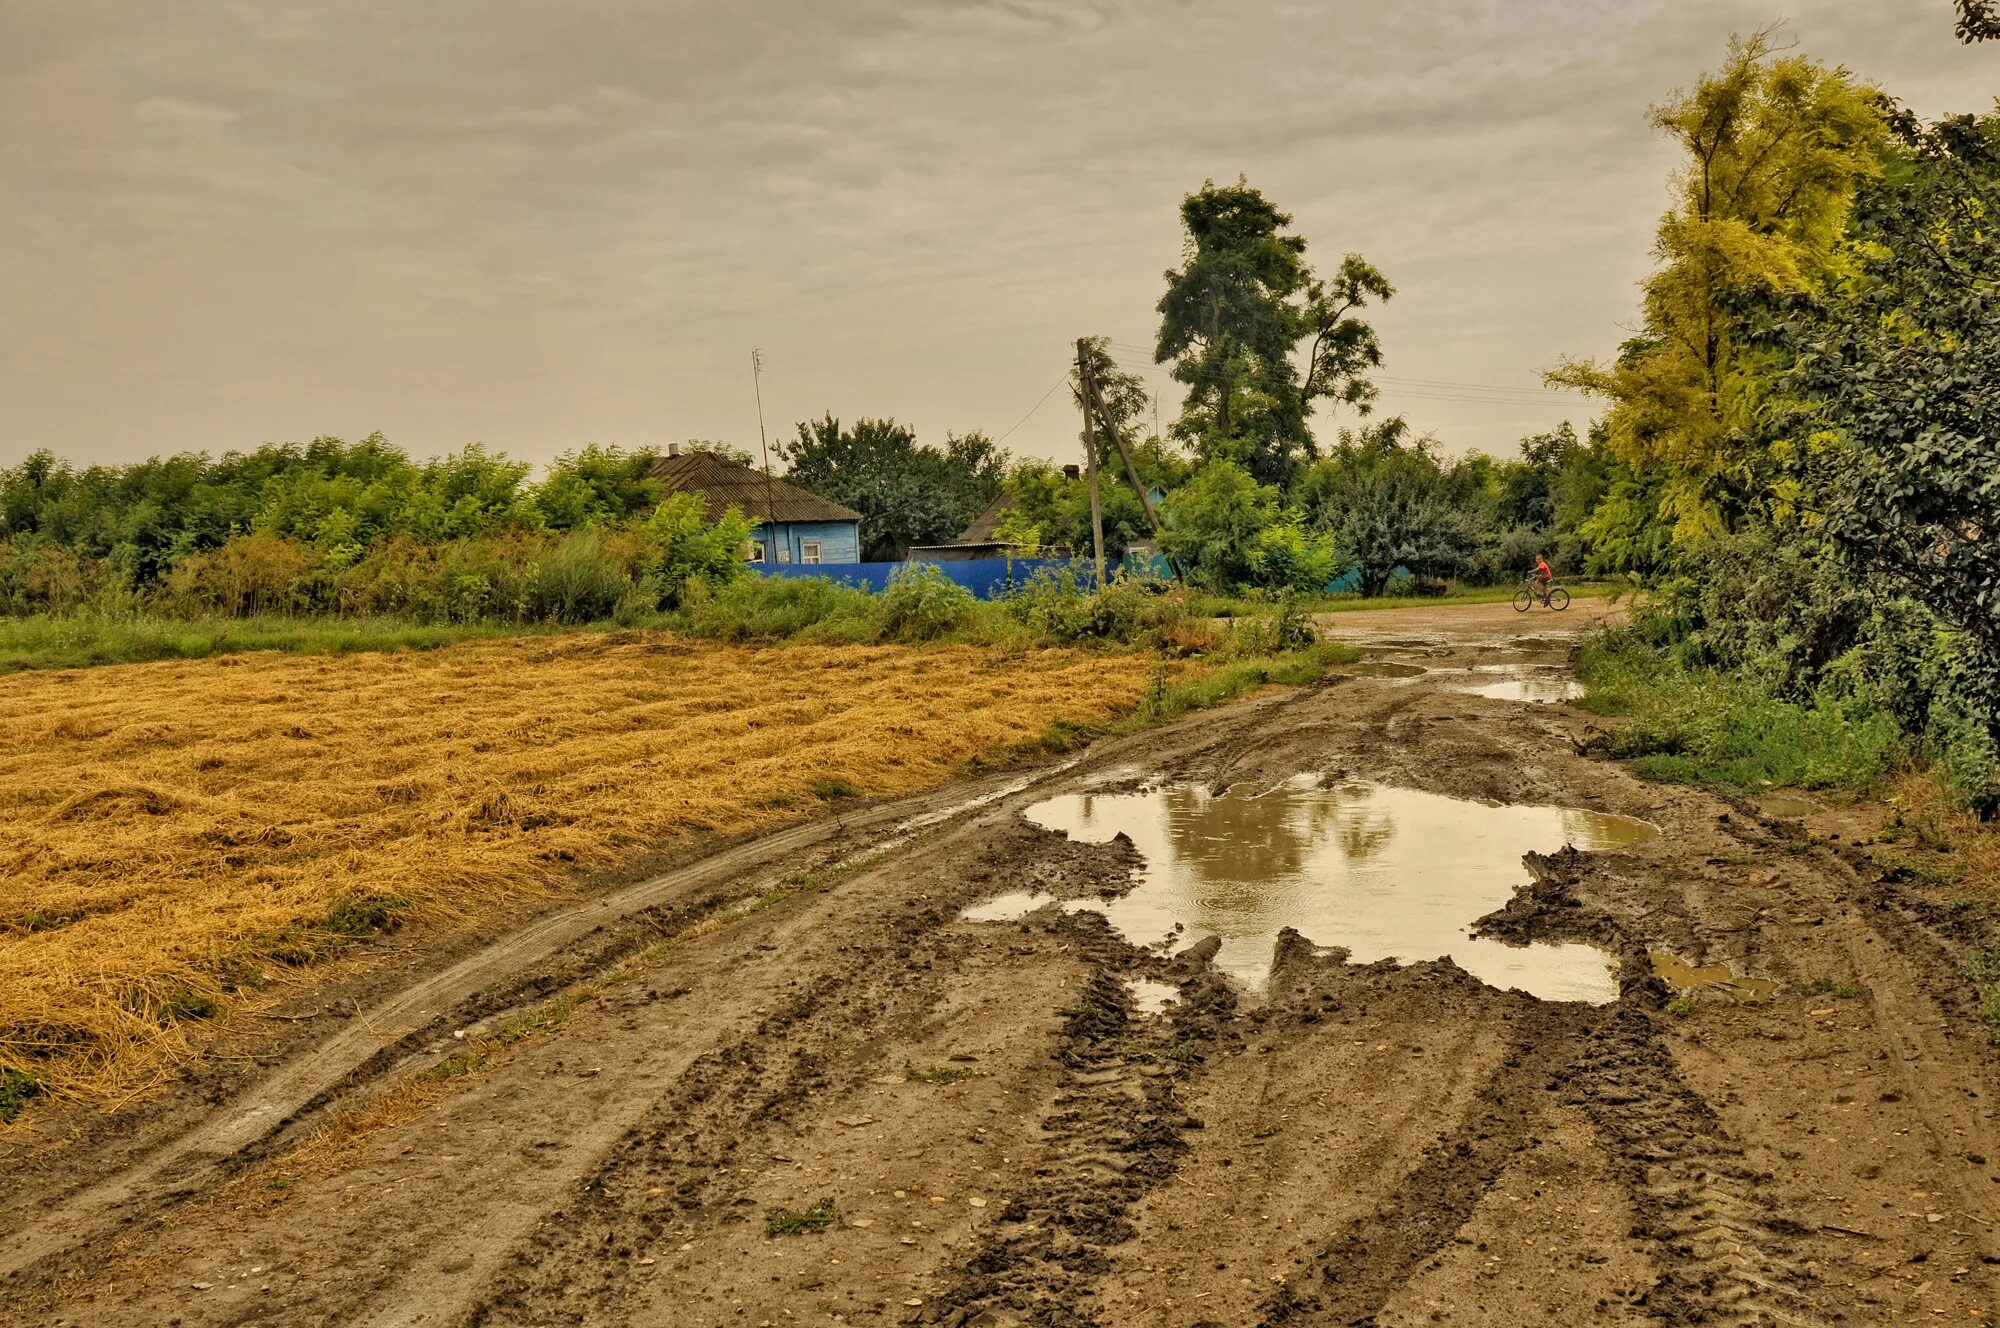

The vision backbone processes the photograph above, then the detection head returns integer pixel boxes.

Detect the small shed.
[650,447,862,566]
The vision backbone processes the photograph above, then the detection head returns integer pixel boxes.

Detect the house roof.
[954,493,1014,543]
[649,450,862,526]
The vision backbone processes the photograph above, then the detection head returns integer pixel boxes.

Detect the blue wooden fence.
[756,557,1088,600]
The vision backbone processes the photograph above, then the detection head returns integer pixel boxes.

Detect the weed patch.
[904,1063,972,1084]
[766,1197,838,1237]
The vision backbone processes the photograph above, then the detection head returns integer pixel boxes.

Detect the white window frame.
[745,540,765,564]
[800,539,822,566]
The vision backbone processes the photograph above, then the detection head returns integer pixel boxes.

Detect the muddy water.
[1650,951,1779,1004]
[1334,661,1429,679]
[1755,793,1820,819]
[988,778,1657,1003]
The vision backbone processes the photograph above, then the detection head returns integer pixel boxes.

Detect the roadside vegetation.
[1553,36,1997,846]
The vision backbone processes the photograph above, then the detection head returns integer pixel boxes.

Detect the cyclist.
[1532,555,1554,606]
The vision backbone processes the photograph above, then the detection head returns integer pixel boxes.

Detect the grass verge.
[1575,633,1904,795]
[0,612,592,674]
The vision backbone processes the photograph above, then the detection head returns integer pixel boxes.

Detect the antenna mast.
[751,348,778,540]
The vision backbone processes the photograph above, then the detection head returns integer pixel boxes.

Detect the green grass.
[1799,977,1863,999]
[1034,639,1359,754]
[1965,943,2000,1045]
[0,611,600,673]
[0,1068,39,1123]
[1665,994,1698,1018]
[766,1196,838,1237]
[1575,634,1904,796]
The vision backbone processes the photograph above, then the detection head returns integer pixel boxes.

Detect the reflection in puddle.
[971,779,1658,1003]
[1650,952,1779,1004]
[1336,661,1429,679]
[1448,671,1585,703]
[1124,978,1180,1015]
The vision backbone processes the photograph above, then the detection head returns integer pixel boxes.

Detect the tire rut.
[926,922,1236,1328]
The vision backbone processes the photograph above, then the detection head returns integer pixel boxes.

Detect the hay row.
[0,633,1154,1113]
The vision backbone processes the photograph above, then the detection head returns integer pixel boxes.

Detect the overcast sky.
[3,1,1992,473]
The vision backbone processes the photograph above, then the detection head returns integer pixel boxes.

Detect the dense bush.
[877,563,977,642]
[1004,568,1194,646]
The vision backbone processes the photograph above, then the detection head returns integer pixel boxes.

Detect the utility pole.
[1075,340,1107,588]
[751,349,777,552]
[1077,340,1177,581]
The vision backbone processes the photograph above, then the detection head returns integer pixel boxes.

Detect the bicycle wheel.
[1548,587,1571,611]
[1512,587,1534,612]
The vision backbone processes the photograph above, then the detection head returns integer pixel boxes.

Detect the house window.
[744,541,765,564]
[777,545,792,564]
[800,539,822,566]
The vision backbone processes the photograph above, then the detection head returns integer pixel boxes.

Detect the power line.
[1098,345,1576,398]
[994,373,1071,444]
[1097,354,1575,406]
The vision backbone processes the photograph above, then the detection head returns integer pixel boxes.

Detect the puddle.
[1452,677,1585,703]
[1755,794,1819,819]
[1335,661,1428,679]
[969,778,1658,1003]
[1445,666,1585,703]
[1124,978,1180,1015]
[1650,952,1779,1004]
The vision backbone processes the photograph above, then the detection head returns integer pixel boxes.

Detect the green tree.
[778,416,1006,561]
[1789,108,2000,726]
[1547,32,1888,540]
[534,444,665,531]
[1957,0,1999,40]
[1156,179,1390,485]
[1157,460,1276,590]
[1297,422,1479,595]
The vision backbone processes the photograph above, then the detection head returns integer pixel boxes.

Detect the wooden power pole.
[1075,339,1177,581]
[1075,340,1107,588]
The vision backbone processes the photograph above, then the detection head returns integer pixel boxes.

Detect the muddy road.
[8,599,1998,1327]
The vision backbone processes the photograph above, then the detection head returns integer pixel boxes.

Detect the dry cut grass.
[0,631,1156,1113]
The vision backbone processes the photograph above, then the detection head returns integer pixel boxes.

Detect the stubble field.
[0,631,1157,1112]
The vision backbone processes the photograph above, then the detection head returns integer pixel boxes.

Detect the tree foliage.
[1790,108,2000,718]
[1546,32,1888,539]
[1296,422,1479,596]
[1956,0,2000,41]
[1156,179,1391,486]
[777,416,1006,561]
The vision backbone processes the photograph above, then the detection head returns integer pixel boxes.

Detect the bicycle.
[1513,576,1570,612]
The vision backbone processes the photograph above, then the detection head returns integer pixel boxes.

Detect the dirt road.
[8,599,1998,1327]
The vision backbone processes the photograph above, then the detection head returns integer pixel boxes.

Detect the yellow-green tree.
[1547,32,1888,540]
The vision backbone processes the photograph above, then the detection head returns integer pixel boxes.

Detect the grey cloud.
[1,0,1990,466]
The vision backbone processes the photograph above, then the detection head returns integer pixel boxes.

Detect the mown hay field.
[0,632,1157,1115]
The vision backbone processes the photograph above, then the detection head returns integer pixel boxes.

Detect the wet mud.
[9,596,2000,1327]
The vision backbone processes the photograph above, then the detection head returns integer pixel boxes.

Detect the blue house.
[651,447,862,567]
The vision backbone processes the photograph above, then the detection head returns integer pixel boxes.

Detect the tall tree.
[1546,32,1888,540]
[1156,179,1390,485]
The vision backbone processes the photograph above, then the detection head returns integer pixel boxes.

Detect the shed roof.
[954,493,1014,543]
[650,450,862,526]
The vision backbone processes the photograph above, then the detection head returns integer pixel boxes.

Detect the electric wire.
[993,373,1071,444]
